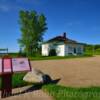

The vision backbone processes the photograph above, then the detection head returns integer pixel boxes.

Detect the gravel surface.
[31,56,100,87]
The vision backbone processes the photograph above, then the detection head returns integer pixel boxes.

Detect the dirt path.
[31,56,100,87]
[0,85,52,100]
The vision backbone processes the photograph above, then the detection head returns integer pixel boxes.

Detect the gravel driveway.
[31,56,100,87]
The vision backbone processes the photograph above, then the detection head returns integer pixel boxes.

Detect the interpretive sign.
[12,58,31,72]
[0,58,31,74]
[0,57,31,98]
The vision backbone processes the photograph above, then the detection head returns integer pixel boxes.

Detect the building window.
[77,47,82,54]
[68,46,73,54]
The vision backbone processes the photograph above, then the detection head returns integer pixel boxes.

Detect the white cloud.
[0,0,21,12]
[0,0,45,12]
[0,4,10,12]
[24,0,42,5]
[0,2,20,12]
[66,21,81,27]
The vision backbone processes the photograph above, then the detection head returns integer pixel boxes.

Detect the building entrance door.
[74,48,76,54]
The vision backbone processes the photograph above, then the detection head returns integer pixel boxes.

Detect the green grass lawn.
[0,52,93,61]
[12,73,32,88]
[42,84,100,100]
[29,54,93,61]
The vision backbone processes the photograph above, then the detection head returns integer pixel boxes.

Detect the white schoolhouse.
[42,33,85,56]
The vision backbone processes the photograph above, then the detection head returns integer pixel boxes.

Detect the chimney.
[63,32,66,38]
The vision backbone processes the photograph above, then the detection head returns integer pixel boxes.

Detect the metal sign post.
[1,74,12,98]
[1,57,13,98]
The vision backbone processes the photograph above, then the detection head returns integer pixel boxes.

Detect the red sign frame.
[0,58,31,75]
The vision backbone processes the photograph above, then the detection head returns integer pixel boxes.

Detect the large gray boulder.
[23,68,52,83]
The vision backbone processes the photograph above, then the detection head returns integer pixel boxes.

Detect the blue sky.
[0,0,100,52]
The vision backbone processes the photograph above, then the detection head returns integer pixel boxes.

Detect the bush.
[18,52,27,57]
[49,49,57,56]
[95,48,100,55]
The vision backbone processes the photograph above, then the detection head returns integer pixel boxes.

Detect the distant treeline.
[84,44,100,55]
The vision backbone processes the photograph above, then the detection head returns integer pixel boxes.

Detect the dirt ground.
[31,55,100,87]
[0,85,52,100]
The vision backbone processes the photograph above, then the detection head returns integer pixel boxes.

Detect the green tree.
[18,10,47,56]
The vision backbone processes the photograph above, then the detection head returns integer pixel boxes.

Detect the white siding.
[42,43,84,56]
[66,44,84,55]
[56,45,65,56]
[76,45,84,54]
[65,45,68,56]
[42,44,49,56]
